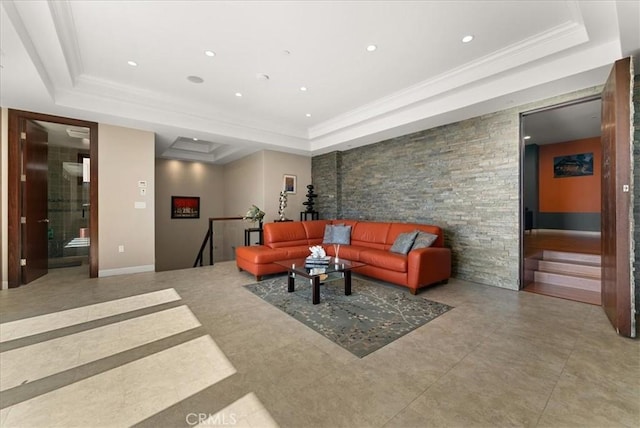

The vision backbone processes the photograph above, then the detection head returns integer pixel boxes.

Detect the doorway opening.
[8,110,98,287]
[520,97,602,305]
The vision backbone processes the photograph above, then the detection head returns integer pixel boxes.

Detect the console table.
[300,211,319,221]
[244,228,263,246]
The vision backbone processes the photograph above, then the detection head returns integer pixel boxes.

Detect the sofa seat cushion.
[359,249,408,273]
[284,245,314,259]
[236,246,289,264]
[325,244,370,262]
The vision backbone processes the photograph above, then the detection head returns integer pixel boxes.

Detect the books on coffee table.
[305,256,331,266]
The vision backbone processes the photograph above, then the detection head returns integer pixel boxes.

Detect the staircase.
[525,250,602,305]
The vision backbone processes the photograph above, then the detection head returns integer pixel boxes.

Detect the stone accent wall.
[313,86,603,290]
[312,151,342,219]
[339,111,519,288]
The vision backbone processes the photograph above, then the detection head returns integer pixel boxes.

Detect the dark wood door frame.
[8,109,99,287]
[601,57,633,338]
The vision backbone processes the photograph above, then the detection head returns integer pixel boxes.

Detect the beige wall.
[98,124,155,276]
[263,150,312,222]
[0,112,313,279]
[221,152,265,259]
[153,149,314,271]
[155,159,225,271]
[221,150,312,222]
[1,108,7,289]
[223,151,265,218]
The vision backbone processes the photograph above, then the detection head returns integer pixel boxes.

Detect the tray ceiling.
[1,1,638,163]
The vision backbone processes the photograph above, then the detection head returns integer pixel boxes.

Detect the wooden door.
[22,119,49,283]
[601,57,634,338]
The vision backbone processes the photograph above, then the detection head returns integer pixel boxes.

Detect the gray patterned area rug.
[244,276,453,358]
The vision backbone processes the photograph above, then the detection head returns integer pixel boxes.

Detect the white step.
[538,260,601,279]
[534,271,600,292]
[542,250,601,265]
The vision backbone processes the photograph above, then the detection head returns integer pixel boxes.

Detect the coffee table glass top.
[275,258,364,277]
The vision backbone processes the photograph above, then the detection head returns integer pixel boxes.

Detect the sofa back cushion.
[264,222,308,249]
[386,223,444,248]
[351,222,391,250]
[331,219,359,228]
[301,220,332,245]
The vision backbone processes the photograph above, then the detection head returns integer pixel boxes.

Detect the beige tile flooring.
[0,262,638,427]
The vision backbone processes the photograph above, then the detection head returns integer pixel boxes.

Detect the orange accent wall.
[539,137,601,213]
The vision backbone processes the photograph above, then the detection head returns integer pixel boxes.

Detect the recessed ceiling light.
[127,60,138,67]
[204,50,216,57]
[305,113,312,117]
[366,44,377,52]
[462,35,474,43]
[256,73,270,81]
[193,138,198,141]
[524,135,531,140]
[187,75,204,83]
[283,50,291,55]
[235,92,243,97]
[300,86,307,92]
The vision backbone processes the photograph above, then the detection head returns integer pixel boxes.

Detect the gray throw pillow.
[322,225,334,244]
[322,224,345,244]
[390,231,419,255]
[411,231,438,250]
[331,225,351,245]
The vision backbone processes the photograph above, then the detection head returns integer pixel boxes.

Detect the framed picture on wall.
[553,152,594,178]
[283,174,297,194]
[171,196,200,219]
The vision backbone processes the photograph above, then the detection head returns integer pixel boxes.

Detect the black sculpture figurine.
[303,184,318,212]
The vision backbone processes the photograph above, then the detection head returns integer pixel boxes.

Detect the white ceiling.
[1,1,638,164]
[523,98,601,146]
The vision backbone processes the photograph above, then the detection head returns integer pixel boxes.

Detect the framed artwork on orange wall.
[553,153,593,178]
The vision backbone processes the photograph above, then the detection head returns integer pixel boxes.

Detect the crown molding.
[308,18,589,141]
[54,80,310,150]
[309,39,619,153]
[1,0,55,99]
[48,0,83,86]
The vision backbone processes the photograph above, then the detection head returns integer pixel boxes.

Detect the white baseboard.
[99,264,155,277]
[1,280,7,290]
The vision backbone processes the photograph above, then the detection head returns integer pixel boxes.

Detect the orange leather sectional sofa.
[236,219,451,294]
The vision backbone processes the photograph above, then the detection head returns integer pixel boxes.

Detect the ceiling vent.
[66,127,89,139]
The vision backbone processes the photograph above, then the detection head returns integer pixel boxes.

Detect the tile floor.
[0,262,638,427]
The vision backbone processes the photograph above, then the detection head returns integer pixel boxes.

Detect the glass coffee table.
[274,258,365,304]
